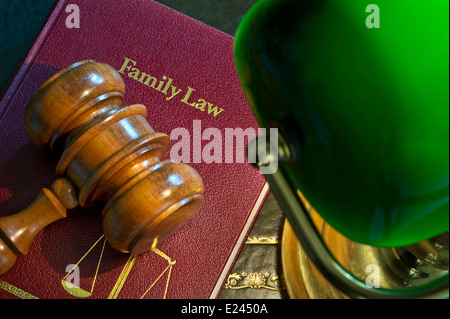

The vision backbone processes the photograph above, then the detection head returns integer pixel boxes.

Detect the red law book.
[0,0,268,299]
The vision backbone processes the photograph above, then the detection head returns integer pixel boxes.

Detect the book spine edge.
[209,182,270,299]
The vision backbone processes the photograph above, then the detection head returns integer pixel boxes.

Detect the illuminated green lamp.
[235,0,448,298]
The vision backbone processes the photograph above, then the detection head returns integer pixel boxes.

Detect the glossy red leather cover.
[0,0,268,299]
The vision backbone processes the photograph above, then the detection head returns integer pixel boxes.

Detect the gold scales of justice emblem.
[62,235,176,299]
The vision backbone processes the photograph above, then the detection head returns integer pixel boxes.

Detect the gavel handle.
[0,177,78,274]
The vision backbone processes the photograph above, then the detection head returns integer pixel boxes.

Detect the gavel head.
[25,60,204,255]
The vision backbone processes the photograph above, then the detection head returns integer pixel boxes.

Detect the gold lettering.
[195,99,207,112]
[181,87,196,106]
[166,86,183,101]
[162,78,173,94]
[128,67,140,80]
[118,57,136,74]
[156,76,167,91]
[139,72,158,87]
[207,103,224,117]
[117,58,224,118]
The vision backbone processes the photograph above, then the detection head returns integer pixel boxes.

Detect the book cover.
[0,0,268,299]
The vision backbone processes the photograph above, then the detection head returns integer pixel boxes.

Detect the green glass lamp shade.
[235,0,449,247]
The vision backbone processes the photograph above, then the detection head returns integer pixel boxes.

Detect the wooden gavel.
[0,60,204,275]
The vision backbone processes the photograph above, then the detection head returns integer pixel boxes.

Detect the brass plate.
[281,218,348,299]
[280,219,309,299]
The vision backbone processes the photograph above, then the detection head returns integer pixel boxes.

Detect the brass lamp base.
[281,219,348,299]
[281,196,449,299]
